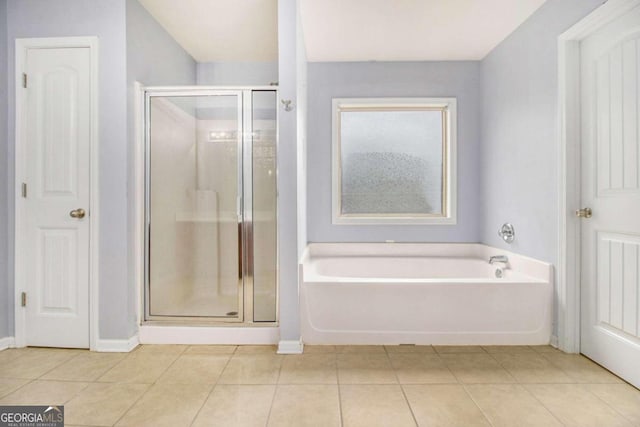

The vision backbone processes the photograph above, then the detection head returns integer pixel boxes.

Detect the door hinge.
[21,292,27,307]
[22,73,27,89]
[21,182,27,198]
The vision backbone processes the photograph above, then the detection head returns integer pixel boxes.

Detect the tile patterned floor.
[0,344,638,426]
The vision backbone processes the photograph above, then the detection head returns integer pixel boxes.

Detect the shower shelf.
[175,212,217,223]
[175,213,241,223]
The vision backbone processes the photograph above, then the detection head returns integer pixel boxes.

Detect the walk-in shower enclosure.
[144,88,278,324]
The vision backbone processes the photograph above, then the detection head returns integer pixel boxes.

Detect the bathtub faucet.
[489,255,509,265]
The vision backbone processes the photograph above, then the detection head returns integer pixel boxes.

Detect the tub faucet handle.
[489,255,508,265]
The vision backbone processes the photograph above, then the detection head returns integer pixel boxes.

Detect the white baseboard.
[139,325,279,345]
[0,337,16,351]
[277,339,304,354]
[94,335,139,352]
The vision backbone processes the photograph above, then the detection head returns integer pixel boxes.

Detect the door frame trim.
[14,37,100,350]
[557,0,640,353]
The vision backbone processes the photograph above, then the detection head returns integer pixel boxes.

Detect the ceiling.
[137,0,278,62]
[299,0,548,61]
[138,0,547,63]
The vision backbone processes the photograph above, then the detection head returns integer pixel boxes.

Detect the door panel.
[580,5,640,388]
[39,229,78,314]
[24,47,91,348]
[595,38,640,194]
[596,233,640,337]
[41,68,79,195]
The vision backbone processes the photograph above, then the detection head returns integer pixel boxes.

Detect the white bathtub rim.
[301,243,553,283]
[304,277,547,284]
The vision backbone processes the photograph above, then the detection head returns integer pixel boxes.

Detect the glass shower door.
[146,92,243,320]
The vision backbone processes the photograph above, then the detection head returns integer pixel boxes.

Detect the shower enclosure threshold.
[138,323,279,345]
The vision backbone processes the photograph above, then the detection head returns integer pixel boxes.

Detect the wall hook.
[281,99,293,112]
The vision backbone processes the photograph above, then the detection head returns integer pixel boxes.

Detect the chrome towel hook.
[281,99,293,112]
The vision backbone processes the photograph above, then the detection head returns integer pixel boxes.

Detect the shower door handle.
[238,220,243,280]
[237,195,243,280]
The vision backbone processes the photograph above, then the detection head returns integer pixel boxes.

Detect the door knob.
[69,208,86,219]
[576,207,592,218]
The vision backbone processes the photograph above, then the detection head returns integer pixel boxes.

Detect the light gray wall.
[278,0,300,341]
[480,0,603,264]
[197,61,278,86]
[0,0,8,339]
[306,61,481,243]
[6,0,131,339]
[296,9,308,259]
[127,0,196,88]
[126,0,197,334]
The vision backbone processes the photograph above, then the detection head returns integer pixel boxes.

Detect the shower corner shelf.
[175,212,217,223]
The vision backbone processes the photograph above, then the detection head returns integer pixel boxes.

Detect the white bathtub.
[300,243,553,345]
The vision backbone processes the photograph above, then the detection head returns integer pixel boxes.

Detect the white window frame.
[332,97,457,225]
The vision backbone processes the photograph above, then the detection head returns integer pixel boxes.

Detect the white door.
[21,46,92,348]
[580,4,640,387]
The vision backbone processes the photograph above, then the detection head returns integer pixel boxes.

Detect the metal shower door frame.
[143,87,276,324]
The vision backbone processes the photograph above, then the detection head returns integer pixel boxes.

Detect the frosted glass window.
[332,98,457,225]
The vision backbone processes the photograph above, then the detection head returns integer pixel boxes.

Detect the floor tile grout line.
[62,382,151,427]
[336,378,344,427]
[278,349,338,386]
[264,382,279,426]
[93,348,153,384]
[262,349,286,426]
[34,350,84,381]
[484,350,501,363]
[40,354,128,383]
[519,383,569,426]
[460,383,497,427]
[489,350,621,391]
[432,350,460,385]
[536,351,624,384]
[436,352,465,385]
[0,378,37,401]
[385,346,419,427]
[435,350,524,385]
[0,350,87,403]
[108,383,153,427]
[187,350,236,427]
[108,347,188,426]
[433,346,488,356]
[336,351,343,386]
[575,383,640,425]
[484,350,532,384]
[397,383,420,427]
[60,381,93,409]
[482,351,519,384]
